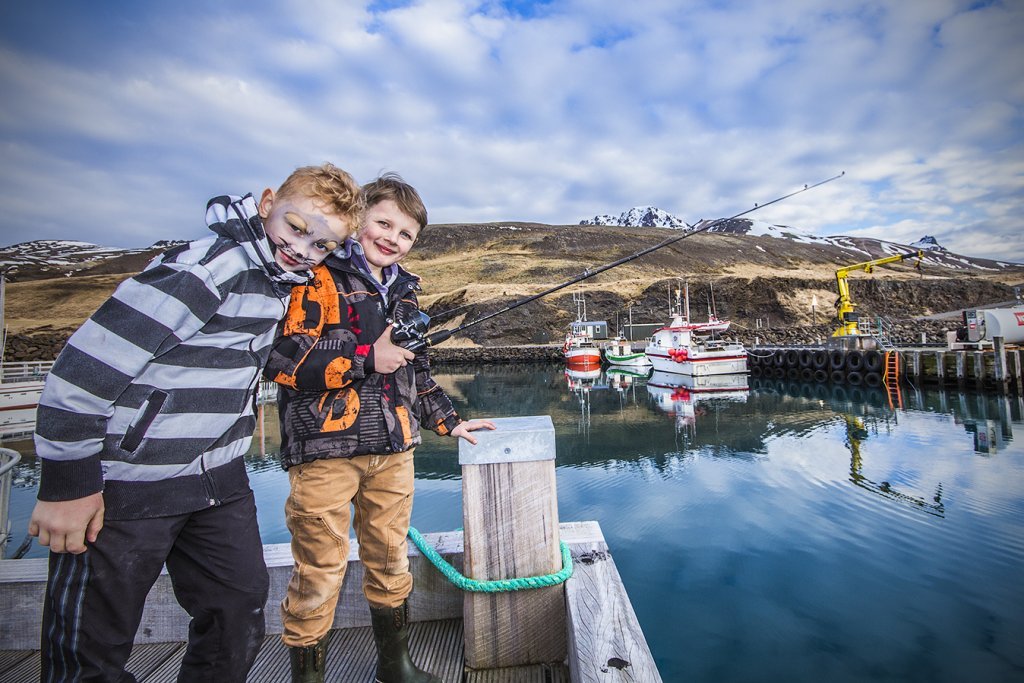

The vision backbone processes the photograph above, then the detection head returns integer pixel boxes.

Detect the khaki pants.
[281,450,416,647]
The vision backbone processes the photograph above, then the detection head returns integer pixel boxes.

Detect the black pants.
[40,493,269,683]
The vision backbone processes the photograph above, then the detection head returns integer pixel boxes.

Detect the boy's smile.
[358,199,420,281]
[259,190,352,272]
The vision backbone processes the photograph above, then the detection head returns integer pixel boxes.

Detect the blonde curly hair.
[276,163,365,237]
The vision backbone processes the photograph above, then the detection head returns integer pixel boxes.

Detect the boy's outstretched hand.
[451,419,497,445]
[29,493,105,554]
[374,325,416,374]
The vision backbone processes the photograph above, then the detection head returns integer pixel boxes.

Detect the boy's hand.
[451,419,497,445]
[374,325,416,373]
[29,493,105,554]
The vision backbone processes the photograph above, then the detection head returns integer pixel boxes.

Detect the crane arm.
[832,250,923,337]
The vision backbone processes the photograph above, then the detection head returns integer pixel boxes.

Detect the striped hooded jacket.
[34,195,311,520]
[265,241,461,469]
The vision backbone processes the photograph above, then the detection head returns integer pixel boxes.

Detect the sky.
[0,0,1022,261]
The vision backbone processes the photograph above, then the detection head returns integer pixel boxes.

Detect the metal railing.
[1,360,53,384]
[0,447,20,559]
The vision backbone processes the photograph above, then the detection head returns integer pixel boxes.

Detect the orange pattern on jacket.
[275,267,344,388]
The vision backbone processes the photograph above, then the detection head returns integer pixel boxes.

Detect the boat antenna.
[393,172,845,351]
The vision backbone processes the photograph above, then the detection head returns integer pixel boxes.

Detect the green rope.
[407,526,574,593]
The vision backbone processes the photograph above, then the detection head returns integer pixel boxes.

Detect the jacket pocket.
[119,390,168,453]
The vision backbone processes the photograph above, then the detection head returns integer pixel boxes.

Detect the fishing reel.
[389,310,432,351]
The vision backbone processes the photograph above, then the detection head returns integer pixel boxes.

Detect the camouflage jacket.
[265,255,461,469]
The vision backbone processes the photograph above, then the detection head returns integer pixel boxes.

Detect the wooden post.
[973,351,986,386]
[955,352,965,385]
[993,337,1008,393]
[1012,349,1024,393]
[460,415,566,670]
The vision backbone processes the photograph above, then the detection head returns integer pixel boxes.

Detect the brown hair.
[277,163,365,235]
[363,172,428,231]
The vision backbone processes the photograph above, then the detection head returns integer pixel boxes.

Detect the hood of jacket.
[206,194,312,294]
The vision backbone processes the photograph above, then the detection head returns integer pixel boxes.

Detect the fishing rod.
[392,172,845,351]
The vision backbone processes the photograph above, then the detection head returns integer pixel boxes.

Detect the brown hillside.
[3,224,1022,360]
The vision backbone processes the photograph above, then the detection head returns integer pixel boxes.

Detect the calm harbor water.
[4,362,1023,682]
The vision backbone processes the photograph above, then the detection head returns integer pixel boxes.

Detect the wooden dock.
[1,523,658,682]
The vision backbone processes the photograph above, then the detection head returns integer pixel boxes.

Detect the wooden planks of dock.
[0,522,657,682]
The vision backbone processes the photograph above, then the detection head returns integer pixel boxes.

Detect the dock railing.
[0,361,52,384]
[0,447,19,560]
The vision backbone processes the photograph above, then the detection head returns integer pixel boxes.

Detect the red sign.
[1015,312,1024,326]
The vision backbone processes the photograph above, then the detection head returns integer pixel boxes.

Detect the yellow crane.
[832,250,923,338]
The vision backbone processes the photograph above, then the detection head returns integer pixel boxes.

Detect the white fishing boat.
[0,371,47,413]
[644,282,748,376]
[602,336,651,368]
[563,292,602,370]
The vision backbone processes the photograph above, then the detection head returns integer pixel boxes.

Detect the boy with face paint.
[29,163,364,683]
[265,173,494,683]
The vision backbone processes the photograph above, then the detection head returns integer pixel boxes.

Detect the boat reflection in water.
[564,367,605,436]
[646,370,749,436]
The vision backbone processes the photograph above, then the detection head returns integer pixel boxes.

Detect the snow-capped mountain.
[580,206,689,229]
[576,211,1019,270]
[0,239,186,281]
[910,235,945,251]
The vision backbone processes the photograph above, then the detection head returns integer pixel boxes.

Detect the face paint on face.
[357,199,420,281]
[260,190,352,272]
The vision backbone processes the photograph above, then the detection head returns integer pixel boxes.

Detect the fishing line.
[396,172,845,351]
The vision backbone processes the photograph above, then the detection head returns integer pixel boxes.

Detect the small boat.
[563,292,602,369]
[644,282,748,376]
[602,336,652,368]
[0,376,46,413]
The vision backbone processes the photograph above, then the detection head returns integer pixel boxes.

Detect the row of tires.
[748,376,890,406]
[748,348,888,386]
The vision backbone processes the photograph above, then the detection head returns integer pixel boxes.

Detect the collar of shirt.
[338,238,398,298]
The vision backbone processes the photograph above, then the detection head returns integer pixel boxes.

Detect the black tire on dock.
[813,350,828,369]
[815,383,830,401]
[830,370,845,384]
[749,353,762,367]
[864,350,883,373]
[864,371,882,387]
[847,371,864,386]
[832,385,849,402]
[773,366,787,379]
[829,350,846,371]
[846,350,865,372]
[799,350,814,368]
[800,367,814,382]
[801,383,815,400]
[785,349,800,368]
[786,367,801,380]
[773,350,786,367]
[849,386,865,404]
[750,365,763,377]
[813,369,829,383]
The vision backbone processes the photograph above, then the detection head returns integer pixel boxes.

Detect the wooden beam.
[460,415,567,670]
[565,529,662,682]
[0,524,607,652]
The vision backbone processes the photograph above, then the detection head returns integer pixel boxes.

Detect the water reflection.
[3,364,1023,682]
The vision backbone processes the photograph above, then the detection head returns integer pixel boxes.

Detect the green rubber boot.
[369,600,441,683]
[288,637,327,683]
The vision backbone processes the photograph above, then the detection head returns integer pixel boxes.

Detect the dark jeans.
[40,493,269,683]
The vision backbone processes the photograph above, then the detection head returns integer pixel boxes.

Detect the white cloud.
[0,0,1021,261]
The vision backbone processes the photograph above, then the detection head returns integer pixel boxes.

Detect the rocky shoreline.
[2,319,960,365]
